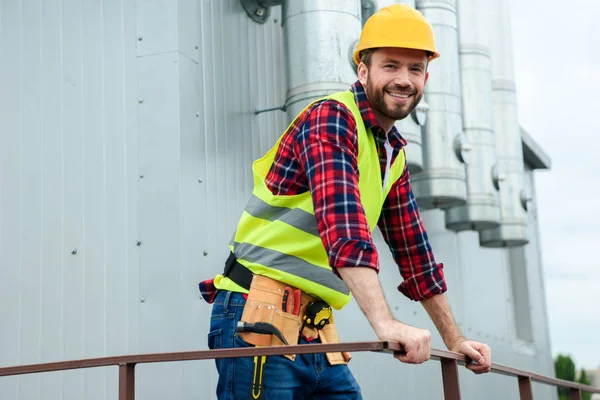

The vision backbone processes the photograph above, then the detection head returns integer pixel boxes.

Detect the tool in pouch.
[236,287,298,400]
[237,320,289,400]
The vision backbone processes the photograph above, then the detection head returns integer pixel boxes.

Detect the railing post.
[440,359,461,400]
[518,376,533,400]
[119,363,136,400]
[570,388,582,400]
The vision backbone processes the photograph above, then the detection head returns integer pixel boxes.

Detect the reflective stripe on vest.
[216,90,406,310]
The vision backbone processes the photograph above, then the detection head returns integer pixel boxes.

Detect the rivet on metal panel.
[195,45,199,49]
[198,179,203,183]
[203,251,208,256]
[196,112,200,117]
[140,298,145,303]
[138,36,143,41]
[138,98,144,104]
[71,249,77,255]
[136,241,142,246]
[139,174,144,178]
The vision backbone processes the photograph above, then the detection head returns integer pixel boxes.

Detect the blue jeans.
[208,290,363,399]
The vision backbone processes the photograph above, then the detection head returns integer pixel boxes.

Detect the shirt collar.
[350,80,408,147]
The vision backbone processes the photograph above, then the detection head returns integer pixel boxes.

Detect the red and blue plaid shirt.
[199,80,447,303]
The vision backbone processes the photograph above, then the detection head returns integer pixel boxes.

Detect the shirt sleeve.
[377,161,448,301]
[293,100,380,273]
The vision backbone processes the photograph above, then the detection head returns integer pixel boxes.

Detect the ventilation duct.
[412,0,468,209]
[479,0,528,247]
[444,0,501,231]
[283,0,362,120]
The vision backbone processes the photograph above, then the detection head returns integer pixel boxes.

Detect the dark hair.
[360,48,431,69]
[359,48,379,67]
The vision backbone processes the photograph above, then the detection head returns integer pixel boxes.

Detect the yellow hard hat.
[353,4,440,65]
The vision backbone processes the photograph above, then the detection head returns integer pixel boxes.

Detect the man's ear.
[424,71,429,87]
[357,62,368,86]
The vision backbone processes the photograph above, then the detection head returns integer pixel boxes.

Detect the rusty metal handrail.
[1,341,599,400]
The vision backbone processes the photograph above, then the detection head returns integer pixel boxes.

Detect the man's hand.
[451,340,492,374]
[376,320,431,364]
[335,267,431,364]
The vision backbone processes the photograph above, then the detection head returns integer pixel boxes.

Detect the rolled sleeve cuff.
[329,238,379,274]
[398,263,447,301]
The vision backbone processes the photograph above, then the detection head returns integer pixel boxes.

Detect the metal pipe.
[412,0,468,210]
[479,0,528,247]
[2,342,600,396]
[119,364,135,400]
[444,0,501,231]
[441,359,462,400]
[518,376,534,400]
[282,0,362,120]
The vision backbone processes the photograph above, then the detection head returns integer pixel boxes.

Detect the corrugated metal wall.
[0,0,555,399]
[1,0,140,398]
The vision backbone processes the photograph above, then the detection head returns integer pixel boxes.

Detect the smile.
[386,92,411,99]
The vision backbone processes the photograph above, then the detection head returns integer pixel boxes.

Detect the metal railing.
[1,341,599,399]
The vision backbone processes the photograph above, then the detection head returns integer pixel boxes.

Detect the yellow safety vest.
[214,90,406,310]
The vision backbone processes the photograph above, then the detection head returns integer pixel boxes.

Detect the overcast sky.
[509,0,600,370]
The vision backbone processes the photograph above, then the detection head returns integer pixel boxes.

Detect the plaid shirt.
[199,81,447,303]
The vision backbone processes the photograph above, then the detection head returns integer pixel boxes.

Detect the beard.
[365,75,423,121]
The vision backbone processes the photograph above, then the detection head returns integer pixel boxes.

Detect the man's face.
[358,47,429,129]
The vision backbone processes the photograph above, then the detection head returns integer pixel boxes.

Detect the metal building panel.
[18,0,44,397]
[0,3,23,400]
[136,0,178,57]
[122,0,142,366]
[178,47,208,398]
[104,0,140,391]
[38,1,67,399]
[80,1,109,398]
[177,0,199,62]
[136,51,184,400]
[61,0,86,398]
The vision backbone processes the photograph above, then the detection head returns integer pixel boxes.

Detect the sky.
[509,0,600,370]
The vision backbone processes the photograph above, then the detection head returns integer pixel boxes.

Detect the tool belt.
[224,255,350,364]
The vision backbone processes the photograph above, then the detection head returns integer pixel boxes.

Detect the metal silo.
[444,0,501,231]
[283,0,362,120]
[412,0,468,210]
[479,0,529,247]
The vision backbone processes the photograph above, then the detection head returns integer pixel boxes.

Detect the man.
[199,4,492,399]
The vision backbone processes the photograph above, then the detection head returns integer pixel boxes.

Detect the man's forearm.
[421,294,465,350]
[336,267,395,335]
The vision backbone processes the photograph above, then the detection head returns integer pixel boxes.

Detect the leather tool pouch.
[318,323,352,365]
[239,275,351,365]
[239,281,301,361]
